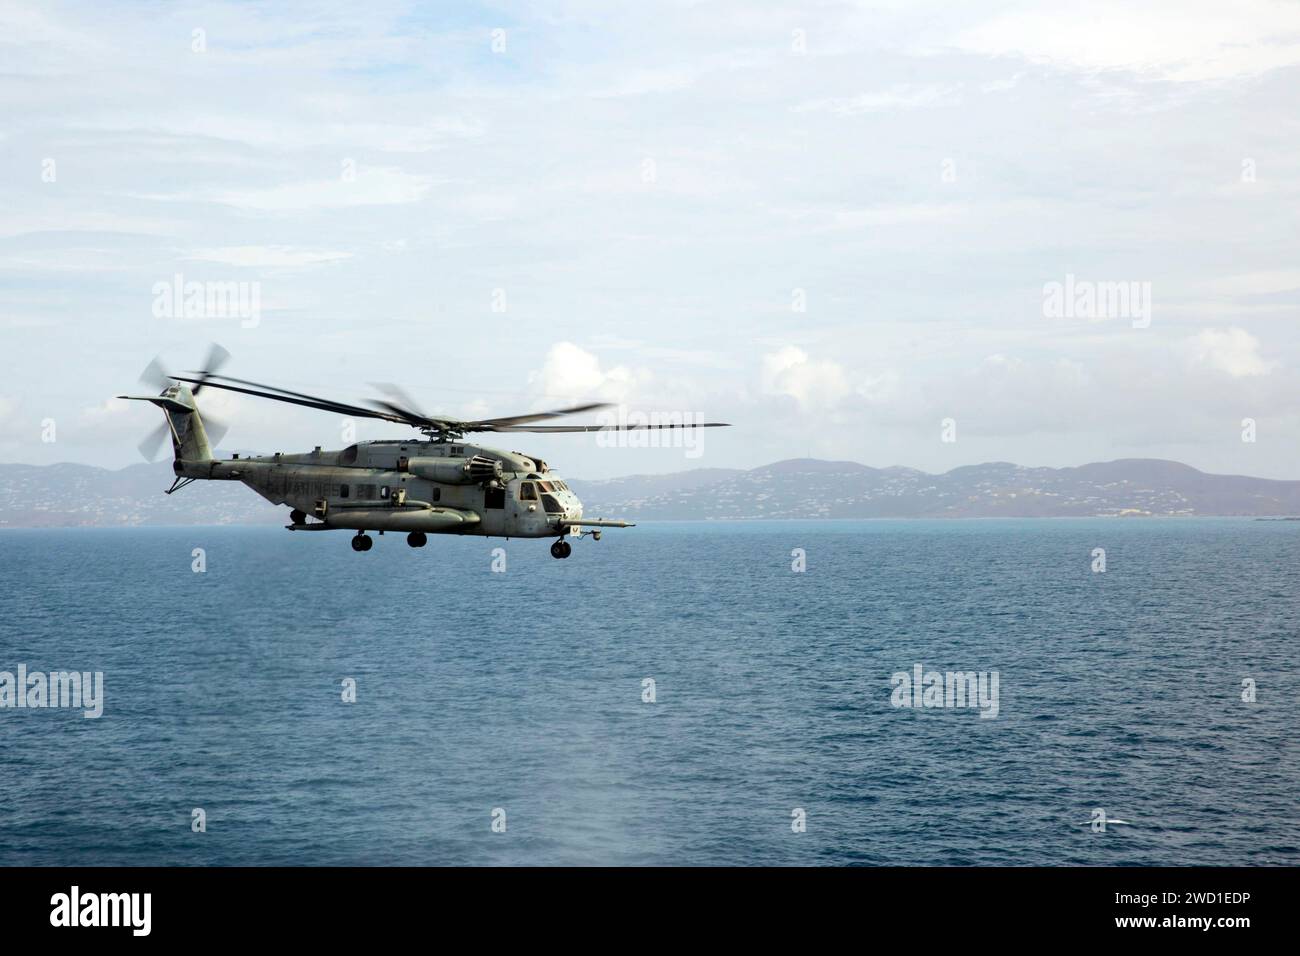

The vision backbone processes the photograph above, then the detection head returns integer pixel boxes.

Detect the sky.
[1,0,1298,479]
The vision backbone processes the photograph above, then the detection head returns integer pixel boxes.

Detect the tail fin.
[119,383,215,463]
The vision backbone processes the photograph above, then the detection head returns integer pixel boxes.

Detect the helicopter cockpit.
[518,476,578,514]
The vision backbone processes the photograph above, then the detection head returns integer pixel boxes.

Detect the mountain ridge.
[568,457,1300,521]
[1,456,1296,527]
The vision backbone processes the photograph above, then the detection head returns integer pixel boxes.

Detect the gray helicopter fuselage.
[179,439,582,538]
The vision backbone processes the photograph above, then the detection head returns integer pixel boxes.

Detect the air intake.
[466,455,503,482]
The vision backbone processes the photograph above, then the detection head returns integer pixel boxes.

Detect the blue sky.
[2,0,1298,478]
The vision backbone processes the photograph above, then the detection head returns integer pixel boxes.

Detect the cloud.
[1186,328,1276,377]
[78,114,483,153]
[81,397,129,420]
[1199,269,1300,297]
[793,84,962,114]
[950,1,1300,81]
[135,167,436,212]
[761,347,852,409]
[3,1,1300,479]
[530,342,649,404]
[184,246,353,268]
[218,167,434,210]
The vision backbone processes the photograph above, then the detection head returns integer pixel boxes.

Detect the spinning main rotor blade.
[173,374,409,424]
[369,383,611,430]
[463,402,614,429]
[175,373,725,437]
[366,383,447,429]
[365,399,445,428]
[491,422,732,433]
[201,376,619,432]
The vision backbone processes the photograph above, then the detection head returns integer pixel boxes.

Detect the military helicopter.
[119,347,729,558]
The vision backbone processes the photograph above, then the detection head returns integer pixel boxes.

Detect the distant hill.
[0,462,280,527]
[0,458,1296,527]
[569,458,1300,520]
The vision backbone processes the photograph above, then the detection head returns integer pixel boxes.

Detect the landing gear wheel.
[561,540,572,558]
[407,532,427,548]
[351,533,373,552]
[551,540,572,559]
[290,509,306,525]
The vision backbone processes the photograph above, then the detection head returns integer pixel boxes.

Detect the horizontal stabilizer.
[117,394,194,414]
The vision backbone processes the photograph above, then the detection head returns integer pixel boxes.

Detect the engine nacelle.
[406,454,503,484]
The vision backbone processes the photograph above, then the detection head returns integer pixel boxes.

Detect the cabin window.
[432,488,441,502]
[340,485,349,499]
[519,482,537,501]
[448,446,463,457]
[380,486,390,499]
[340,445,359,465]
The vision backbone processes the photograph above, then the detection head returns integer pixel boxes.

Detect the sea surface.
[0,519,1296,866]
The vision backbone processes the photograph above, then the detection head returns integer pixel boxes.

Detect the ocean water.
[0,519,1296,866]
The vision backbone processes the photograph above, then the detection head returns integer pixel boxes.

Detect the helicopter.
[119,347,729,558]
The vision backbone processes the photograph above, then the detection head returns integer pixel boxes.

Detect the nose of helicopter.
[558,485,582,519]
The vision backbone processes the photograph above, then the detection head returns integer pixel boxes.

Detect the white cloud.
[1199,270,1300,297]
[793,84,961,114]
[3,1,1300,478]
[762,347,852,409]
[1186,328,1276,377]
[78,115,482,153]
[950,1,1300,81]
[222,167,434,210]
[530,342,649,404]
[184,246,353,268]
[134,167,436,212]
[80,397,130,421]
[772,202,964,232]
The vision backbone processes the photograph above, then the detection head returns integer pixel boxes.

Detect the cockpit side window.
[519,482,537,501]
[540,493,564,514]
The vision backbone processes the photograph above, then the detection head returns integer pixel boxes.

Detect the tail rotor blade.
[138,356,172,393]
[204,342,231,372]
[192,343,231,394]
[203,413,229,449]
[137,422,171,461]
